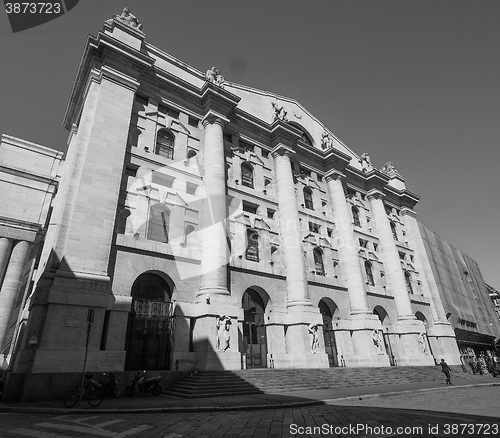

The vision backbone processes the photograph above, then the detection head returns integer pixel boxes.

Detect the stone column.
[0,237,13,286]
[272,146,310,308]
[323,172,389,367]
[325,172,369,315]
[368,190,434,366]
[197,114,230,298]
[0,240,30,351]
[401,208,461,365]
[367,191,415,321]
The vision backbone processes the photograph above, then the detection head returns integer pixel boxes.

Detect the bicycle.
[63,372,104,407]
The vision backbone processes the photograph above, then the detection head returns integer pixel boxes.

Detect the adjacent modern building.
[2,10,498,399]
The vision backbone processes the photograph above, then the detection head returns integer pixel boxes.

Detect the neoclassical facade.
[3,12,469,397]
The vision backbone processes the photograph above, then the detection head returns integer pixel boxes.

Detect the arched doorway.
[242,288,268,368]
[373,306,395,365]
[125,272,174,370]
[319,298,339,367]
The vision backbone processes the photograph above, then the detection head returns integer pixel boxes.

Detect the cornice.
[201,82,240,118]
[269,119,301,149]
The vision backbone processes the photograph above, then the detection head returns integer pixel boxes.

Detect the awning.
[454,328,496,347]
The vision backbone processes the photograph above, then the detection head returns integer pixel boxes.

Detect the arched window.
[365,261,375,286]
[245,229,259,261]
[147,203,170,243]
[241,162,254,188]
[313,247,325,276]
[390,221,398,240]
[405,271,413,294]
[352,207,361,227]
[333,261,340,278]
[304,187,314,210]
[156,129,175,159]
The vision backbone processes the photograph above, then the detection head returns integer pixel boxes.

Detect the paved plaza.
[0,382,498,437]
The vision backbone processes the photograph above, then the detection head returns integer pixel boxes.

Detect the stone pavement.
[0,377,499,437]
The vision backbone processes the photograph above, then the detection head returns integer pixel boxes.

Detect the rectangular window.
[359,239,368,248]
[239,139,254,151]
[327,228,333,237]
[317,174,323,182]
[373,243,379,252]
[186,182,198,195]
[152,171,174,187]
[399,252,406,260]
[267,209,275,219]
[158,104,180,119]
[309,222,320,233]
[135,94,149,106]
[262,150,269,159]
[242,201,258,214]
[188,116,199,127]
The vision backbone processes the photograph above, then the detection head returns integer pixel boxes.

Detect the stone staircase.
[164,365,478,399]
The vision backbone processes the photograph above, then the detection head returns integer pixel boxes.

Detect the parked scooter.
[125,371,162,397]
[97,371,120,398]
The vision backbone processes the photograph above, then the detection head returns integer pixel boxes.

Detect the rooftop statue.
[272,102,288,122]
[381,161,400,177]
[359,152,373,173]
[107,7,143,31]
[321,130,334,150]
[206,67,225,88]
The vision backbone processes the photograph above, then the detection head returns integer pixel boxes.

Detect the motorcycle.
[125,371,162,397]
[97,371,120,398]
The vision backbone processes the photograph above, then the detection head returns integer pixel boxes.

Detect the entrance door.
[319,300,338,367]
[125,273,174,370]
[242,289,267,368]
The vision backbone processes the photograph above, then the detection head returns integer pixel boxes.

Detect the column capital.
[400,207,417,218]
[324,169,346,182]
[366,189,385,201]
[202,110,230,128]
[271,144,295,159]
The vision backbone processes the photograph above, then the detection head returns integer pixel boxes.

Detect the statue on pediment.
[272,102,288,122]
[206,67,225,88]
[381,161,400,177]
[108,8,143,31]
[321,130,334,150]
[359,152,373,173]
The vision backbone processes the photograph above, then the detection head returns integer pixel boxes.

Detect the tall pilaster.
[368,190,434,365]
[272,145,310,308]
[197,113,230,298]
[325,171,369,315]
[0,240,30,352]
[401,208,461,365]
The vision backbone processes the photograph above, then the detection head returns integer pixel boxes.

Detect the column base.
[387,320,436,366]
[194,351,243,371]
[272,353,329,369]
[426,322,461,365]
[334,315,391,367]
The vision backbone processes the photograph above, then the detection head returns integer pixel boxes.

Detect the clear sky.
[1,1,499,287]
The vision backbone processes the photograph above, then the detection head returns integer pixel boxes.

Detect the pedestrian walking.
[440,358,452,385]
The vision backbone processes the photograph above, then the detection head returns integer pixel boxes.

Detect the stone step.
[164,366,477,399]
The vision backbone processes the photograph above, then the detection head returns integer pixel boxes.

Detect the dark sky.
[1,1,499,287]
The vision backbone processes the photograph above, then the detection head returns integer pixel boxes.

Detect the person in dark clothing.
[440,358,452,384]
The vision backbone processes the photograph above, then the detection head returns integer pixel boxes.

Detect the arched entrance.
[319,298,339,367]
[125,272,175,370]
[373,306,395,365]
[242,288,268,368]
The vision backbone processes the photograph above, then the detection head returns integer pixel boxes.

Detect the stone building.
[419,224,500,357]
[2,11,468,398]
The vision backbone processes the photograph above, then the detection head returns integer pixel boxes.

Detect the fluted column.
[272,146,311,307]
[325,171,370,315]
[198,114,230,298]
[0,240,30,350]
[0,237,13,287]
[368,191,415,321]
